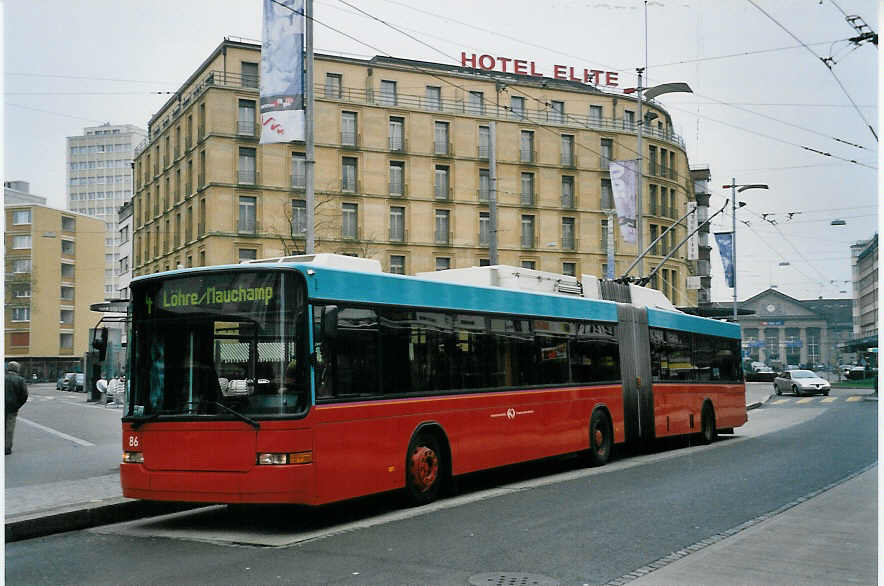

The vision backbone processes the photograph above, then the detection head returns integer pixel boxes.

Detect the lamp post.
[627,72,692,279]
[722,181,769,321]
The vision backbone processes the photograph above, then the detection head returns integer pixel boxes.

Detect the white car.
[774,369,831,396]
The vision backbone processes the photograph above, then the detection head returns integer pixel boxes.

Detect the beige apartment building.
[132,38,698,306]
[4,204,105,380]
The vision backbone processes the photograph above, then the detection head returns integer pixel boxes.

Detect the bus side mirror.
[92,327,109,361]
[322,308,339,341]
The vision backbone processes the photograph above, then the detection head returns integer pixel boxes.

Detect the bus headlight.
[123,451,144,463]
[257,451,312,465]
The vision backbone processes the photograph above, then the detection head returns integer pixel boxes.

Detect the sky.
[3,0,879,303]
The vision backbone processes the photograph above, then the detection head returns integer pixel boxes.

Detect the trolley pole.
[489,121,498,265]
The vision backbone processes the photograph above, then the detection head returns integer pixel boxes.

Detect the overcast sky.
[3,0,878,303]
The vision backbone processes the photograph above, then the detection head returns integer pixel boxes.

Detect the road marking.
[846,396,863,402]
[17,417,95,447]
[771,399,790,405]
[796,398,815,404]
[820,397,837,403]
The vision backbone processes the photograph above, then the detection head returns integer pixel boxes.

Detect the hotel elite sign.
[461,51,619,87]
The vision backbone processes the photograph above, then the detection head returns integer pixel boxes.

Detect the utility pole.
[635,67,644,279]
[305,0,315,253]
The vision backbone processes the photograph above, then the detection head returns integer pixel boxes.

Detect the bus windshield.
[128,270,307,419]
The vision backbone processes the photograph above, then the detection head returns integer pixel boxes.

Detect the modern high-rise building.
[66,123,146,299]
[4,203,105,380]
[132,38,701,306]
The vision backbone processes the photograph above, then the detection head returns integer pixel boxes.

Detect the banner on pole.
[714,231,735,288]
[260,0,306,144]
[686,202,698,260]
[608,159,637,244]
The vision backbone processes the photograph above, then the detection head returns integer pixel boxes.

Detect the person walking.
[5,361,29,455]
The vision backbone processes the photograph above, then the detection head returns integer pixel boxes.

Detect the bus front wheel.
[700,404,717,445]
[587,410,612,467]
[405,432,443,506]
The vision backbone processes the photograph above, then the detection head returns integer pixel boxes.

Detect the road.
[5,385,877,585]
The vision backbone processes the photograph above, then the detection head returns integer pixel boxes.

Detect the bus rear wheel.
[700,404,717,445]
[405,432,443,506]
[586,410,612,467]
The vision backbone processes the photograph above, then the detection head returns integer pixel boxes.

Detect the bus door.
[617,304,654,444]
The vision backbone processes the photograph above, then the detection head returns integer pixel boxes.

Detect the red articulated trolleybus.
[121,254,745,506]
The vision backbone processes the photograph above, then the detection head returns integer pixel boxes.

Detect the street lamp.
[626,71,692,279]
[723,181,769,321]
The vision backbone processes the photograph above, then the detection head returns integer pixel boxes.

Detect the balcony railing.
[389,137,406,152]
[237,170,256,185]
[238,120,256,136]
[477,145,490,159]
[389,182,406,196]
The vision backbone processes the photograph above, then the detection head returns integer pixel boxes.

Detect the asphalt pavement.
[4,383,877,585]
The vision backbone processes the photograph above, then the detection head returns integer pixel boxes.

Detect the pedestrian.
[107,375,122,407]
[5,361,29,455]
[96,375,108,398]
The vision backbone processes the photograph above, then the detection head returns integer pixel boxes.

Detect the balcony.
[561,153,577,168]
[434,142,453,157]
[389,137,406,153]
[520,149,536,164]
[341,132,360,148]
[477,145,490,160]
[389,182,406,197]
[238,121,257,137]
[434,186,452,201]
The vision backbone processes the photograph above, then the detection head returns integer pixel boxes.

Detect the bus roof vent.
[416,265,602,299]
[244,253,383,273]
[599,280,632,303]
[553,279,583,296]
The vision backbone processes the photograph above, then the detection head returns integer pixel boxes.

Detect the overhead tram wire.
[746,209,831,284]
[650,39,853,67]
[346,0,873,154]
[746,0,878,142]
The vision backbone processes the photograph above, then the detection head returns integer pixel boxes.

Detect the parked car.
[747,365,776,382]
[60,372,78,391]
[74,373,85,393]
[774,369,831,396]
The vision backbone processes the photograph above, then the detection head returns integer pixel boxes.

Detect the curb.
[5,499,204,543]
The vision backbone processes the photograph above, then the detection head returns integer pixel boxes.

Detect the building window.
[434,165,450,200]
[119,256,129,274]
[238,196,257,233]
[60,333,74,349]
[390,255,405,274]
[60,309,74,324]
[389,117,405,151]
[291,199,307,236]
[520,130,534,163]
[13,285,30,298]
[290,152,306,189]
[238,147,256,184]
[238,99,256,135]
[434,121,450,156]
[510,96,525,119]
[478,125,490,159]
[479,169,490,202]
[435,257,450,271]
[11,235,31,249]
[550,100,565,123]
[389,206,405,242]
[61,286,74,300]
[562,262,576,277]
[556,135,573,169]
[342,203,358,239]
[61,239,75,255]
[601,178,613,209]
[649,184,658,216]
[342,157,357,192]
[589,105,603,123]
[521,215,535,248]
[562,217,576,250]
[670,188,677,219]
[623,110,635,129]
[479,211,490,246]
[242,62,259,88]
[521,260,536,270]
[325,73,342,98]
[601,219,613,250]
[62,216,76,231]
[9,332,29,347]
[468,91,485,115]
[11,307,30,321]
[238,248,257,262]
[389,162,404,196]
[425,85,441,110]
[561,176,575,208]
[520,172,534,206]
[341,111,357,146]
[601,138,613,169]
[669,151,676,180]
[435,209,450,244]
[648,145,658,176]
[12,210,31,225]
[186,206,193,242]
[61,263,75,280]
[379,80,397,106]
[650,224,659,255]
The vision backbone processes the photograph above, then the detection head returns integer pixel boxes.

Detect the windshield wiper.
[212,401,260,429]
[131,411,162,430]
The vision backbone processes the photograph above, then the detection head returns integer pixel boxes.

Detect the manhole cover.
[468,572,559,586]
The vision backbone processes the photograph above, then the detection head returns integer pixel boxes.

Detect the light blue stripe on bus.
[647,307,741,339]
[294,265,619,322]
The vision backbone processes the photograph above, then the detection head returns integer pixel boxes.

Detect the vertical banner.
[714,231,734,288]
[608,159,637,244]
[260,0,305,144]
[686,202,698,260]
